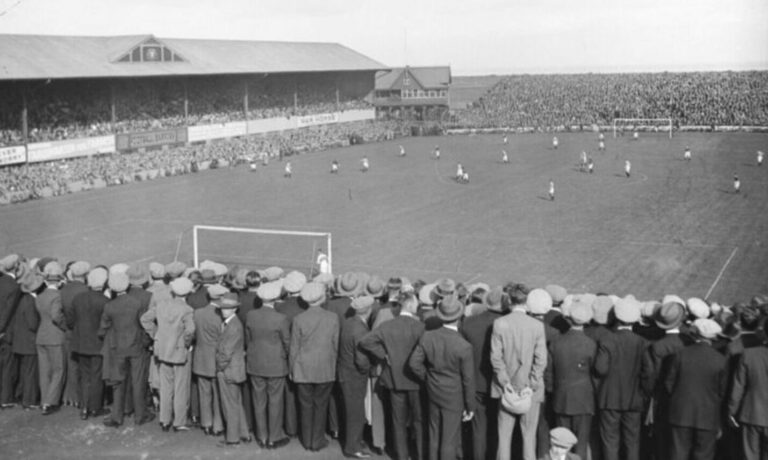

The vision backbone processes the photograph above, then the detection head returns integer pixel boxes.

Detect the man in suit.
[0,254,23,408]
[275,272,306,438]
[728,319,768,460]
[99,272,154,427]
[193,284,226,436]
[68,267,109,419]
[246,281,291,449]
[360,291,426,460]
[546,298,597,460]
[460,286,505,460]
[410,294,475,460]
[140,276,195,431]
[338,296,373,458]
[215,293,251,446]
[125,263,154,419]
[60,260,89,408]
[35,261,68,415]
[539,427,581,460]
[665,319,726,460]
[491,285,548,460]
[12,270,41,409]
[594,297,648,460]
[290,282,339,452]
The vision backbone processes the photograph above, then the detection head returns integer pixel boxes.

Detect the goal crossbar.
[192,225,332,273]
[613,118,673,138]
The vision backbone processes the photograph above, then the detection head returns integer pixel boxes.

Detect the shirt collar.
[400,311,415,318]
[443,324,459,332]
[666,328,680,334]
[617,325,633,331]
[512,306,527,314]
[223,315,236,325]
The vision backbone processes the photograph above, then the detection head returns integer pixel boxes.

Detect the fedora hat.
[436,295,464,322]
[430,278,456,303]
[335,272,360,297]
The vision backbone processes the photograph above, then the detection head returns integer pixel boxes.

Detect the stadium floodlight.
[192,225,332,275]
[613,118,673,139]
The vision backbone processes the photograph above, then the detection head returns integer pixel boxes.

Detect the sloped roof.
[0,34,387,80]
[376,66,451,90]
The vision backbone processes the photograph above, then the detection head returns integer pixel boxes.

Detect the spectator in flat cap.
[585,295,614,345]
[545,298,596,460]
[290,282,339,452]
[214,293,250,447]
[274,273,305,439]
[11,271,42,410]
[245,280,290,449]
[337,296,373,458]
[545,285,571,334]
[99,271,154,428]
[263,266,284,283]
[492,282,546,460]
[68,267,109,420]
[594,297,648,460]
[165,261,187,280]
[236,271,262,339]
[460,286,506,460]
[541,426,580,460]
[35,261,68,415]
[186,270,210,311]
[640,300,691,460]
[687,298,710,320]
[410,294,475,460]
[0,253,23,408]
[665,319,726,460]
[124,263,156,420]
[192,284,226,437]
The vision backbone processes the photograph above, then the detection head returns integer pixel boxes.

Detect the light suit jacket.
[490,308,547,401]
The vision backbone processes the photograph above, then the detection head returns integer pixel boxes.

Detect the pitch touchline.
[704,246,738,300]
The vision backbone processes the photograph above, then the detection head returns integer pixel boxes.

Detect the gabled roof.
[0,34,387,80]
[376,66,451,90]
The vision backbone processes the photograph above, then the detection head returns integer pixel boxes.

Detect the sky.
[0,0,766,75]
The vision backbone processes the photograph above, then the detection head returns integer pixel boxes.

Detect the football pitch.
[1,131,767,304]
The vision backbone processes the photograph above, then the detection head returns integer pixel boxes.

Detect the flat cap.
[545,284,568,305]
[149,262,166,280]
[87,267,108,290]
[692,318,722,339]
[108,272,129,293]
[351,295,375,313]
[614,296,641,324]
[206,284,230,300]
[687,297,710,319]
[165,261,187,279]
[69,261,91,278]
[550,427,578,448]
[215,292,241,309]
[257,281,282,302]
[0,254,19,272]
[283,271,307,294]
[526,288,553,315]
[170,277,194,297]
[127,263,150,287]
[592,296,614,325]
[300,282,326,306]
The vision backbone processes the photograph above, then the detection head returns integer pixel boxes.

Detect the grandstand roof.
[0,34,387,80]
[376,66,452,90]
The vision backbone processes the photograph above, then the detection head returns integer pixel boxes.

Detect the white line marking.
[705,246,738,300]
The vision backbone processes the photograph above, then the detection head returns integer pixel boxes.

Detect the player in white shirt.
[598,132,605,142]
[455,163,464,181]
[580,151,588,172]
[625,160,631,178]
[399,145,406,157]
[316,250,330,275]
[757,150,764,166]
[434,145,441,160]
[284,161,292,178]
[684,146,691,161]
[633,131,639,140]
[501,150,509,163]
[587,157,594,174]
[249,158,258,172]
[360,157,369,172]
[461,172,469,183]
[552,136,559,150]
[503,135,508,145]
[598,140,605,151]
[548,179,555,201]
[734,174,740,193]
[330,160,339,174]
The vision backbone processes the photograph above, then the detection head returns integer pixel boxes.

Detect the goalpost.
[613,118,673,139]
[191,225,332,275]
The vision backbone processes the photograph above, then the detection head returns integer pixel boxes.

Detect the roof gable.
[112,35,187,63]
[376,66,451,90]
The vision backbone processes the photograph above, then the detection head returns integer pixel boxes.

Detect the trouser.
[77,354,103,413]
[241,375,255,432]
[328,381,341,435]
[297,382,333,450]
[284,379,298,436]
[63,335,81,405]
[537,396,553,457]
[15,353,39,407]
[428,401,463,460]
[197,375,223,432]
[555,413,593,460]
[37,344,66,407]
[109,354,148,424]
[471,392,497,460]
[391,388,425,460]
[0,340,16,404]
[742,424,768,460]
[340,376,368,455]
[189,375,199,421]
[158,360,191,427]
[370,376,387,449]
[669,425,718,460]
[250,375,286,443]
[217,373,249,443]
[497,401,541,460]
[599,409,641,460]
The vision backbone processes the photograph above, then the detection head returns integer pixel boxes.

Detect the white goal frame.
[613,118,673,139]
[192,225,332,273]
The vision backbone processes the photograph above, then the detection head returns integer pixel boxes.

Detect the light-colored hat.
[485,286,505,312]
[526,288,553,315]
[211,262,229,278]
[569,298,594,325]
[206,284,229,300]
[43,261,65,281]
[108,272,129,293]
[109,263,129,276]
[550,427,578,448]
[20,271,44,293]
[87,267,108,290]
[127,263,150,287]
[592,296,614,325]
[419,283,437,306]
[545,285,567,305]
[149,262,165,280]
[263,266,284,282]
[199,260,217,272]
[215,292,240,309]
[366,276,386,298]
[170,277,194,296]
[431,278,456,303]
[165,261,187,279]
[336,272,361,297]
[0,254,19,272]
[351,295,375,313]
[300,282,326,306]
[687,297,710,319]
[614,296,641,323]
[662,294,686,306]
[283,271,307,294]
[199,269,217,285]
[655,302,686,330]
[692,318,722,339]
[69,261,91,278]
[436,295,464,322]
[257,281,282,302]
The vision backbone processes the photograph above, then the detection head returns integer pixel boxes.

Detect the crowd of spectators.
[455,71,768,129]
[0,120,406,203]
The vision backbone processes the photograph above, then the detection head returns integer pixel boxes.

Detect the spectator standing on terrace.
[35,261,67,416]
[192,284,225,437]
[0,254,22,408]
[215,293,250,447]
[60,261,89,409]
[11,270,41,410]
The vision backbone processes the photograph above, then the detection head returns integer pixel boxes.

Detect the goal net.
[613,118,673,139]
[189,225,332,276]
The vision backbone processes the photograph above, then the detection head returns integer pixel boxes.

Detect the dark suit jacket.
[545,308,571,334]
[186,287,209,310]
[11,293,39,355]
[409,326,475,413]
[193,304,221,377]
[98,293,146,357]
[237,290,262,333]
[245,306,290,377]
[290,305,339,383]
[0,273,22,339]
[640,332,688,397]
[35,287,67,346]
[275,295,305,321]
[460,309,503,395]
[728,345,768,427]
[546,329,597,415]
[61,280,88,328]
[326,296,353,322]
[594,328,648,411]
[360,313,425,391]
[584,324,613,346]
[69,289,108,355]
[665,341,727,431]
[337,316,371,382]
[216,315,246,384]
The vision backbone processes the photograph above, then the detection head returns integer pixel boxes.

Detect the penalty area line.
[704,246,738,301]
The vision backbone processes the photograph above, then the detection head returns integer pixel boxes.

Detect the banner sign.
[337,109,375,123]
[0,145,26,166]
[27,136,115,163]
[116,128,188,151]
[188,122,247,143]
[296,112,340,128]
[246,117,294,134]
